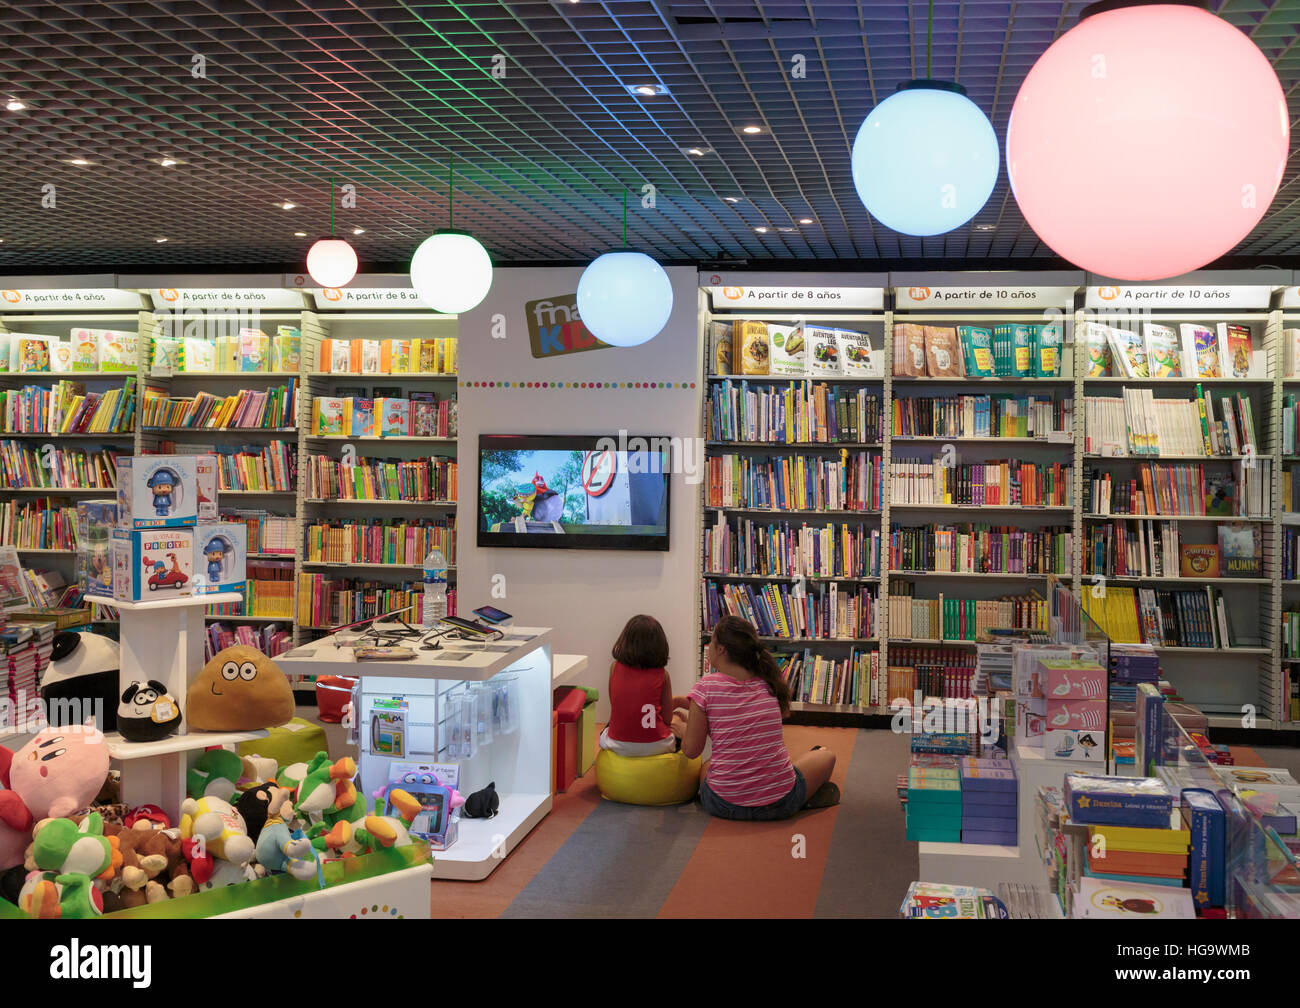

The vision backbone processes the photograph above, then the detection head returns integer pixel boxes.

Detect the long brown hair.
[710,615,790,717]
[612,614,670,670]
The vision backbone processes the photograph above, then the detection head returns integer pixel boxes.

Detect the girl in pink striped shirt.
[683,615,839,819]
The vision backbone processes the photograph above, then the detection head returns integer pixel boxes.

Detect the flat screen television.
[477,434,670,551]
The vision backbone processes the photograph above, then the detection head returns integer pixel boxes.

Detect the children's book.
[1083,322,1113,378]
[347,398,375,437]
[1105,326,1148,379]
[358,339,381,375]
[312,397,346,436]
[1179,544,1220,579]
[1142,323,1182,378]
[272,327,301,372]
[13,335,52,372]
[1204,474,1235,517]
[69,329,100,371]
[1287,329,1300,379]
[1075,877,1195,919]
[376,397,410,437]
[50,339,73,372]
[97,330,134,372]
[1035,322,1063,378]
[412,401,438,437]
[923,326,961,378]
[957,325,994,377]
[182,337,216,373]
[1216,323,1252,379]
[238,328,269,372]
[1180,324,1220,379]
[1218,522,1260,578]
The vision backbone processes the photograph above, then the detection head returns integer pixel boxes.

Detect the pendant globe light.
[1006,1,1288,281]
[576,191,673,348]
[850,0,998,236]
[305,179,359,289]
[409,154,494,314]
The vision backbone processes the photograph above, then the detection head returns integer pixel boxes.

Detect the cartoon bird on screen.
[511,472,564,523]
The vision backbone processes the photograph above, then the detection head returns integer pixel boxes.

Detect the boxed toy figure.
[116,455,199,529]
[194,453,218,520]
[193,521,247,595]
[112,528,195,601]
[384,762,460,851]
[76,501,118,596]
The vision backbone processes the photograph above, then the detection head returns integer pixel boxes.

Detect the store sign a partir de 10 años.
[525,295,612,359]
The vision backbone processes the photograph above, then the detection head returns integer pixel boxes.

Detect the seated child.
[599,615,687,757]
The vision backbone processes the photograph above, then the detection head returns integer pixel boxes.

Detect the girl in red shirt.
[599,615,688,757]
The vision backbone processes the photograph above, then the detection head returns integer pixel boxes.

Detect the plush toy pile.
[0,731,423,919]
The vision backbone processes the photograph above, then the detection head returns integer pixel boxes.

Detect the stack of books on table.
[960,756,1018,845]
[905,756,962,842]
[899,881,1008,919]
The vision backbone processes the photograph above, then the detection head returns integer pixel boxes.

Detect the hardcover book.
[957,325,994,378]
[1105,326,1149,379]
[1217,323,1252,379]
[1180,324,1220,379]
[1083,322,1113,378]
[1179,544,1220,579]
[1218,522,1261,578]
[1143,323,1182,378]
[923,326,962,378]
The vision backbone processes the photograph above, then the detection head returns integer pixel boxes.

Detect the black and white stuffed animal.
[117,680,182,742]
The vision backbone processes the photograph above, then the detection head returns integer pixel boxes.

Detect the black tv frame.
[476,433,671,551]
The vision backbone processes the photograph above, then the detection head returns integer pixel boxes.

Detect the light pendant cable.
[849,0,998,236]
[306,177,360,289]
[576,185,674,349]
[409,150,494,314]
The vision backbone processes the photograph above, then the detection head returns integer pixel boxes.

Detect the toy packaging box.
[76,501,118,596]
[194,453,218,520]
[384,762,459,851]
[112,528,196,601]
[116,454,200,529]
[193,521,247,595]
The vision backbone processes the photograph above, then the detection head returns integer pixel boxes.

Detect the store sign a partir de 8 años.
[526,295,612,359]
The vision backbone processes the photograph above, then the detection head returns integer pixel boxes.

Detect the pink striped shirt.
[689,672,795,806]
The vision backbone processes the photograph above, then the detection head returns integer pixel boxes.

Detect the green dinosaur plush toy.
[187,748,244,802]
[19,813,121,918]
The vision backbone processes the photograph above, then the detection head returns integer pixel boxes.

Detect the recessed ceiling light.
[741,125,763,135]
[798,218,814,225]
[973,223,997,231]
[6,99,24,112]
[280,202,296,211]
[778,227,795,233]
[628,84,667,97]
[352,228,365,235]
[680,144,713,157]
[294,231,307,237]
[67,158,92,166]
[724,196,742,204]
[755,226,769,234]
[155,237,168,243]
[157,157,180,167]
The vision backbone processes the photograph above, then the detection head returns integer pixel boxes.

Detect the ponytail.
[711,615,791,718]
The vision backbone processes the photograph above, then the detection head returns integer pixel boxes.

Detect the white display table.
[275,624,556,881]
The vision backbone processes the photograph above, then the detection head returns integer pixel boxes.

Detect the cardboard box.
[1047,698,1106,732]
[113,529,195,601]
[1044,727,1105,761]
[76,501,118,596]
[116,455,199,529]
[193,521,247,595]
[1040,659,1106,700]
[194,453,218,520]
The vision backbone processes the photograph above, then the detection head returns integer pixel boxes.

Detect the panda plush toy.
[117,680,183,742]
[40,631,121,732]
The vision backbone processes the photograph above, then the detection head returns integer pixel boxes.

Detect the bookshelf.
[695,273,1298,732]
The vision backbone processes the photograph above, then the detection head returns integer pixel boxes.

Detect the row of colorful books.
[0,441,119,490]
[1085,461,1268,518]
[706,380,882,444]
[154,328,300,374]
[1085,522,1261,580]
[887,524,1073,576]
[310,395,456,438]
[318,337,457,375]
[1081,585,1244,649]
[893,323,1063,379]
[773,647,878,707]
[1,329,137,373]
[204,559,294,619]
[303,519,456,566]
[888,459,1072,507]
[141,380,298,429]
[212,441,297,492]
[302,454,458,502]
[1083,320,1254,380]
[221,511,297,556]
[887,589,1047,642]
[1281,528,1300,581]
[707,320,878,379]
[204,621,293,662]
[702,579,879,640]
[890,393,1073,440]
[294,574,456,629]
[0,378,137,434]
[1083,386,1257,457]
[1,500,78,550]
[703,516,882,580]
[704,451,882,511]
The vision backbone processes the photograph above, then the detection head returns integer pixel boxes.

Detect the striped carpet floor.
[430,725,919,918]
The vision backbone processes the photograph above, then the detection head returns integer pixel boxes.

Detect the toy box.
[1044,727,1105,761]
[1047,698,1105,733]
[384,762,459,851]
[112,528,195,601]
[76,501,118,596]
[194,453,218,520]
[193,521,247,595]
[116,454,200,529]
[1040,659,1106,700]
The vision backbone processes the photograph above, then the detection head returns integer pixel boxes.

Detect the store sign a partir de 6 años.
[525,294,612,359]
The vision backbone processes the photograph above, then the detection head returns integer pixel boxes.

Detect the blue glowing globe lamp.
[576,250,674,348]
[851,80,999,237]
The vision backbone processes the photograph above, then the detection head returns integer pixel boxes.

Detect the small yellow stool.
[595,748,702,806]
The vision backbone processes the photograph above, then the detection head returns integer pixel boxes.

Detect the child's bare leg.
[793,747,836,796]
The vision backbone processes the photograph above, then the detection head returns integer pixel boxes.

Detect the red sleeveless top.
[606,662,672,743]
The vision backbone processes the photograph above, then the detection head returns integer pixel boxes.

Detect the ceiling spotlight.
[741,125,763,135]
[352,227,365,235]
[294,231,307,237]
[158,157,180,167]
[629,84,667,97]
[67,158,92,166]
[680,145,714,157]
[778,226,795,232]
[6,99,24,112]
[280,202,296,210]
[724,196,742,204]
[974,223,997,231]
[155,237,168,243]
[798,218,814,224]
[755,226,769,233]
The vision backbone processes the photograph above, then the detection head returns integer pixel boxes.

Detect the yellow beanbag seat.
[595,748,702,806]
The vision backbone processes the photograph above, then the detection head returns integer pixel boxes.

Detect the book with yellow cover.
[1089,823,1190,853]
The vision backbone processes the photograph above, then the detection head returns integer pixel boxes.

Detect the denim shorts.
[698,767,807,821]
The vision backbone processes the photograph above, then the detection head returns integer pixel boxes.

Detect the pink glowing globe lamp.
[1006,3,1288,280]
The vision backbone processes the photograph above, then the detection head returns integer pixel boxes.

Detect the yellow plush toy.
[187,645,294,732]
[179,795,254,866]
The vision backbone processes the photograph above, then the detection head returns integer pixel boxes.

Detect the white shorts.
[599,726,678,757]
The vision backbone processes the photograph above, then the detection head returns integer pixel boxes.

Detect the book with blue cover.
[1181,787,1225,909]
[1066,773,1173,828]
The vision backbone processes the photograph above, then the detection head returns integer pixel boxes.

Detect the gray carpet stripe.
[814,728,918,918]
[500,798,713,919]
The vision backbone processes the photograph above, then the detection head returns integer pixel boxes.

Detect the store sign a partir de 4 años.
[0,288,142,310]
[526,295,612,359]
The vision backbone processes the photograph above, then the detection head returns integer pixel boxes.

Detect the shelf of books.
[1076,280,1281,729]
[1278,286,1300,724]
[296,303,459,667]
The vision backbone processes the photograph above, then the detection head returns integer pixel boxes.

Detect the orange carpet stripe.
[656,725,858,918]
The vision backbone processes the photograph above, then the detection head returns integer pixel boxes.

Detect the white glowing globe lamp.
[851,81,999,236]
[409,230,493,314]
[306,237,358,289]
[576,251,673,347]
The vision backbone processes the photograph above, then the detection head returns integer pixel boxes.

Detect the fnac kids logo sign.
[1097,286,1120,300]
[1,290,20,304]
[322,288,342,301]
[722,286,744,301]
[525,294,611,359]
[908,286,931,302]
[158,288,179,303]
